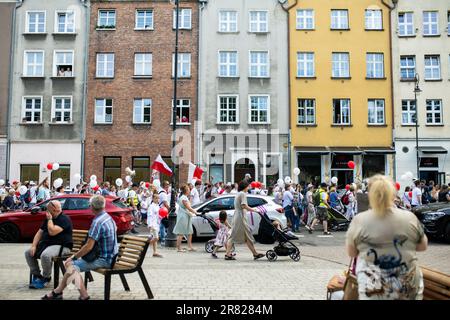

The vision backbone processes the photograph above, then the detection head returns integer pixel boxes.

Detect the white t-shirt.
[159,189,170,208]
[411,187,422,206]
[29,186,37,203]
[147,203,160,229]
[190,187,200,206]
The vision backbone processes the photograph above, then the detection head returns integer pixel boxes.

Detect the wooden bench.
[422,266,450,300]
[85,235,153,300]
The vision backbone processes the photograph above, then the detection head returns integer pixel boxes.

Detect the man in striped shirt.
[42,195,118,300]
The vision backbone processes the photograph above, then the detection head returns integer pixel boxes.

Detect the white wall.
[9,142,82,189]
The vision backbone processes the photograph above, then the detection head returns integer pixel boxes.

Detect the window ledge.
[51,76,75,79]
[366,77,387,80]
[365,29,384,31]
[400,78,416,82]
[248,123,270,125]
[21,76,45,79]
[296,76,316,79]
[217,31,240,34]
[94,77,114,80]
[331,77,351,80]
[401,124,418,127]
[96,27,116,31]
[398,34,416,38]
[247,31,270,35]
[367,124,388,127]
[297,124,317,127]
[20,122,43,126]
[248,76,270,79]
[132,76,153,79]
[296,28,315,31]
[94,122,113,125]
[49,122,74,126]
[169,123,191,126]
[134,28,154,31]
[423,34,441,38]
[171,77,192,80]
[424,79,442,82]
[52,32,77,36]
[23,32,47,35]
[216,122,239,125]
[132,122,152,125]
[217,76,240,79]
[425,124,444,127]
[331,124,353,127]
[330,28,350,31]
[172,28,192,31]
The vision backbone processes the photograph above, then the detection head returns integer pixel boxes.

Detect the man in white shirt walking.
[411,180,422,208]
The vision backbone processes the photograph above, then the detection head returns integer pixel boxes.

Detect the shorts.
[148,227,160,240]
[316,207,328,222]
[73,257,112,272]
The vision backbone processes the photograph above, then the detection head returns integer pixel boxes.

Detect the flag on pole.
[151,155,173,176]
[187,162,204,183]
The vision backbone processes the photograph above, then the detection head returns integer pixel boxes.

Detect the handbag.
[343,258,359,300]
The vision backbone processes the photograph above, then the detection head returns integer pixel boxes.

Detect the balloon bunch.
[46,162,60,171]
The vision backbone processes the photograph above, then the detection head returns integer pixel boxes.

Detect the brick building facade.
[85,0,198,185]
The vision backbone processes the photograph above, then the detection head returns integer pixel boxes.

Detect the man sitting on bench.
[25,200,73,289]
[42,195,118,300]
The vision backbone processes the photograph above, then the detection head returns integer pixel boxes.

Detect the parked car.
[0,194,134,243]
[413,202,450,243]
[191,195,286,238]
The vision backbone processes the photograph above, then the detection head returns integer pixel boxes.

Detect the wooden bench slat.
[114,261,136,269]
[423,288,449,300]
[121,239,147,247]
[119,248,143,255]
[119,252,140,260]
[422,268,450,288]
[121,243,146,251]
[424,280,450,297]
[122,235,148,242]
[117,256,139,265]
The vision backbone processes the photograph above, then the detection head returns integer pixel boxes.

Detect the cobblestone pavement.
[0,231,448,300]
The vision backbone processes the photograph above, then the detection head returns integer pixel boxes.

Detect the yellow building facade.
[289,0,395,186]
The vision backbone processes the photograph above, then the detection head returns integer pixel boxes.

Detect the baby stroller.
[201,213,235,254]
[257,210,301,262]
[327,206,350,231]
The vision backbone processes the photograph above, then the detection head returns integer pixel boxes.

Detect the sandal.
[253,253,265,260]
[224,255,236,260]
[323,231,332,235]
[153,253,163,258]
[79,296,90,301]
[187,248,196,252]
[41,290,63,300]
[177,248,187,252]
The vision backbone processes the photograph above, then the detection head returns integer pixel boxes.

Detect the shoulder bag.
[343,258,359,300]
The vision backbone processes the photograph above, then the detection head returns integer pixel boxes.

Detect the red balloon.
[15,191,20,197]
[93,185,99,191]
[159,207,169,219]
[347,161,355,169]
[345,184,351,191]
[47,163,53,170]
[145,182,150,188]
[250,181,258,188]
[395,182,401,191]
[408,191,413,198]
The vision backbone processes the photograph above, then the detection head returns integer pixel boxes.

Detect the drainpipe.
[6,0,23,181]
[80,0,90,182]
[197,1,207,168]
[280,0,298,176]
[382,0,397,179]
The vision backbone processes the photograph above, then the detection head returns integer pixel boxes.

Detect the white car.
[191,194,287,238]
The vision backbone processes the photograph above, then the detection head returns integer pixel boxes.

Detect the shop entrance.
[331,154,354,188]
[234,158,255,183]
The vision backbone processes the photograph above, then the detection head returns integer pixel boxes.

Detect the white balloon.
[153,179,161,189]
[0,179,4,186]
[331,177,338,184]
[73,173,81,181]
[89,180,97,188]
[405,171,414,179]
[52,163,60,171]
[90,175,97,181]
[400,174,407,181]
[278,182,285,189]
[131,170,136,176]
[19,185,28,195]
[284,176,292,184]
[53,179,62,188]
[115,178,123,187]
[293,168,300,176]
[125,175,131,183]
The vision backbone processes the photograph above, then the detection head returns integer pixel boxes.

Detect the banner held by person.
[151,155,173,177]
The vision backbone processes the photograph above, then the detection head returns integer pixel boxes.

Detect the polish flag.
[187,162,204,183]
[151,155,173,176]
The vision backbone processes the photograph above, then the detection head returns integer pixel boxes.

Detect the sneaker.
[323,231,332,235]
[31,277,50,289]
[29,275,42,289]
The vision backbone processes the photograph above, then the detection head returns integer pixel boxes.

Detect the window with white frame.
[331,10,349,30]
[218,51,238,77]
[174,99,190,124]
[52,96,72,123]
[297,99,315,125]
[332,52,349,78]
[249,95,269,124]
[23,51,44,77]
[401,100,416,125]
[55,11,75,33]
[365,9,382,30]
[297,52,314,77]
[96,53,114,78]
[249,51,269,78]
[172,53,191,78]
[400,56,415,80]
[423,11,439,36]
[54,51,74,77]
[398,12,414,36]
[424,55,441,80]
[218,95,238,123]
[22,97,42,123]
[134,53,152,76]
[135,9,153,30]
[426,100,442,125]
[219,11,237,32]
[26,11,46,33]
[368,99,385,125]
[366,53,384,78]
[133,98,151,124]
[296,9,314,30]
[95,98,113,124]
[98,10,116,28]
[332,99,351,125]
[249,11,268,33]
[173,8,192,29]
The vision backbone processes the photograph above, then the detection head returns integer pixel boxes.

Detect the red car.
[0,194,134,243]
